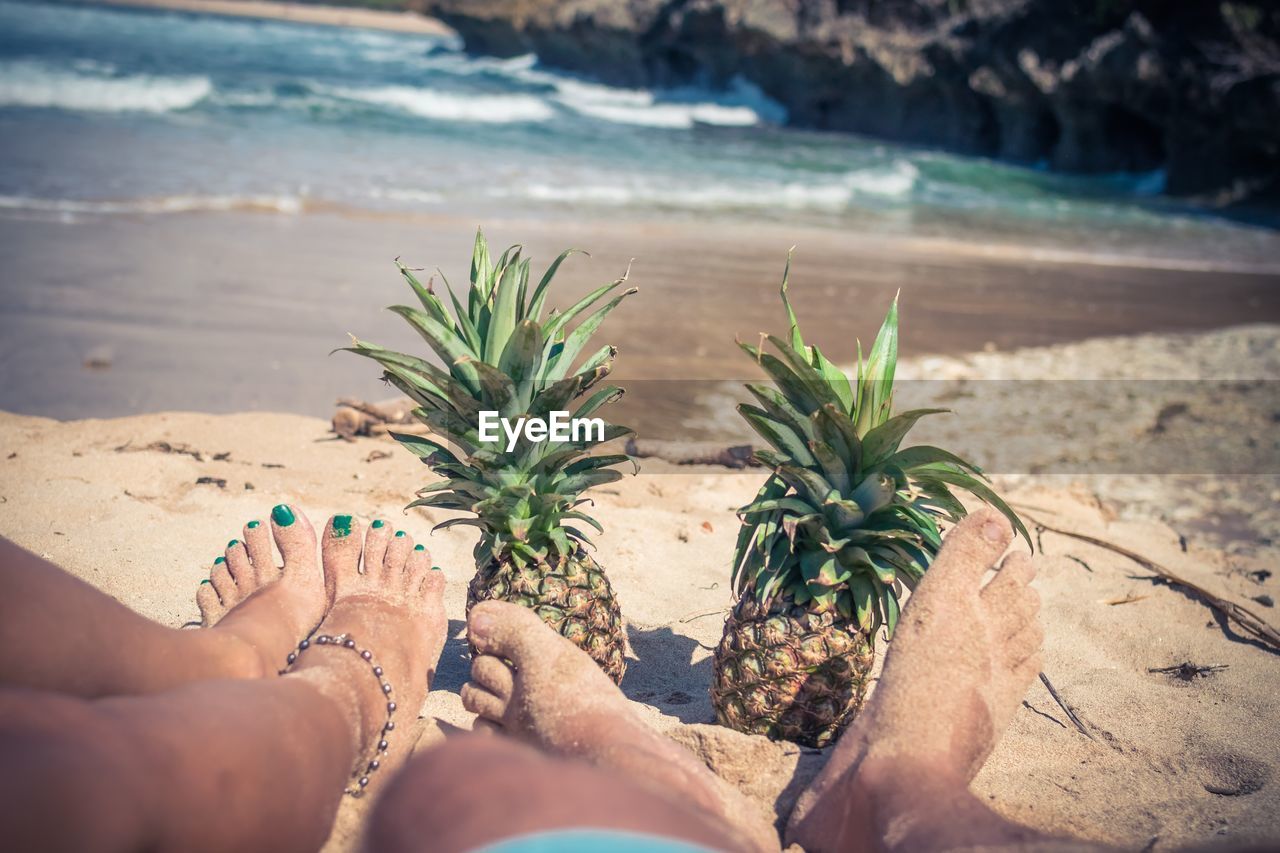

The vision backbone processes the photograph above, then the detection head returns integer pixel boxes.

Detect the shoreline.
[91,0,453,35]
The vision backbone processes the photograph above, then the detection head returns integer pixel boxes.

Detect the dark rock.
[425,0,1280,205]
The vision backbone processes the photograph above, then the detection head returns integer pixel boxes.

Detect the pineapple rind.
[714,256,1028,746]
[347,230,636,683]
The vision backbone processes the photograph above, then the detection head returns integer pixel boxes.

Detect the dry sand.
[1,328,1277,850]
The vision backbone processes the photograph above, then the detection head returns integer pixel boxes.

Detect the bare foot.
[191,504,328,678]
[785,507,1044,852]
[289,519,447,793]
[462,601,779,853]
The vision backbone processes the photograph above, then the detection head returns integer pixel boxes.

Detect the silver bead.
[344,638,356,649]
[287,653,296,664]
[385,721,395,731]
[361,650,372,660]
[359,777,369,787]
[387,702,396,713]
[382,683,392,694]
[300,639,310,650]
[317,636,329,645]
[373,666,383,677]
[378,740,388,751]
[369,759,380,771]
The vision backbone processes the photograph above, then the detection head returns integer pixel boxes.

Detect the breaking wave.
[0,60,211,113]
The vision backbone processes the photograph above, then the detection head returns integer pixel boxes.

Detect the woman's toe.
[270,503,317,576]
[224,539,252,589]
[322,514,364,601]
[242,519,276,584]
[382,530,412,580]
[406,544,432,589]
[363,519,392,575]
[197,579,223,625]
[209,558,236,605]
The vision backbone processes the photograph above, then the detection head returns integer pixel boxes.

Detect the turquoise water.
[1,0,1277,266]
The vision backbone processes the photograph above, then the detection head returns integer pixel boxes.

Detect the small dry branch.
[1148,662,1228,681]
[1027,514,1280,654]
[1038,672,1094,739]
[625,438,758,469]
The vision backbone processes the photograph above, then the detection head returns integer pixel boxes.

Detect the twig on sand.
[1038,672,1095,740]
[1064,554,1093,572]
[1026,513,1280,654]
[1148,662,1228,681]
[1104,593,1147,606]
[624,438,758,469]
[678,607,728,624]
[1021,699,1067,729]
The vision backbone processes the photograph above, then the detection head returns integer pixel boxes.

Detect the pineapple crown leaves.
[731,253,1030,639]
[342,229,638,568]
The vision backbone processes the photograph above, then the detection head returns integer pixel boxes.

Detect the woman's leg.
[0,504,343,697]
[0,518,447,853]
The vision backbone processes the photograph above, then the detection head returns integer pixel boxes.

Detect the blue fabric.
[475,829,716,853]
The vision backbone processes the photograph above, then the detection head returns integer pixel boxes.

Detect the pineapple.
[346,230,637,683]
[711,256,1028,747]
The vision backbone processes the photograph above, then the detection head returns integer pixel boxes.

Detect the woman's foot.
[462,601,779,853]
[784,507,1045,853]
[190,504,328,679]
[288,519,447,793]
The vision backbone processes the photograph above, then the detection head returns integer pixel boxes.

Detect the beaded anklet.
[280,632,397,797]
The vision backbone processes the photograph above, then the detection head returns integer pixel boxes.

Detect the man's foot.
[288,519,447,792]
[785,507,1044,852]
[189,504,328,679]
[462,601,779,853]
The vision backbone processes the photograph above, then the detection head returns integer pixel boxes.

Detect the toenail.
[247,520,260,529]
[983,521,1004,542]
[372,519,385,529]
[214,557,225,565]
[332,515,353,538]
[395,530,406,538]
[431,566,442,571]
[272,504,295,526]
[200,578,211,585]
[414,544,425,552]
[228,539,239,549]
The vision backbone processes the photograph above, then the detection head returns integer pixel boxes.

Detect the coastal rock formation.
[424,0,1280,204]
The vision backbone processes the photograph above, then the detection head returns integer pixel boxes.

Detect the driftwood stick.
[1027,513,1280,654]
[625,438,758,469]
[1038,672,1094,740]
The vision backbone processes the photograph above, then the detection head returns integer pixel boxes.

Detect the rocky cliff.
[424,0,1280,205]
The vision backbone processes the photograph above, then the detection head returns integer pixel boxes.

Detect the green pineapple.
[346,230,637,683]
[711,255,1028,747]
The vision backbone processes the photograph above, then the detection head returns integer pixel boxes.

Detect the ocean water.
[0,0,1277,267]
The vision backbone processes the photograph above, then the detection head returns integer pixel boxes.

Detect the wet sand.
[1,209,1276,437]
[95,0,451,34]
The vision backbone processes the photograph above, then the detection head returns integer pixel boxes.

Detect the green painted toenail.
[200,579,211,584]
[372,519,385,529]
[228,539,239,549]
[271,504,295,526]
[247,520,260,529]
[214,557,225,565]
[431,566,441,571]
[414,544,425,552]
[395,530,406,538]
[332,515,353,537]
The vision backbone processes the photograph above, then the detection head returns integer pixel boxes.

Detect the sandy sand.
[1,325,1277,850]
[94,0,452,35]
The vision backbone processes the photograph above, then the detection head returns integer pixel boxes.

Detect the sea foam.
[0,61,211,113]
[321,84,554,123]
